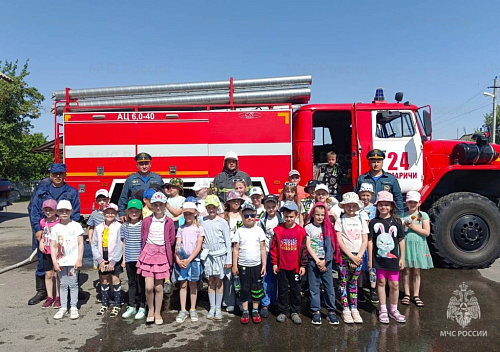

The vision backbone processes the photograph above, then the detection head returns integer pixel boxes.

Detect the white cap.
[249,187,263,197]
[150,192,167,204]
[193,179,210,191]
[182,202,198,212]
[406,191,421,202]
[57,200,72,210]
[358,183,374,194]
[288,169,300,177]
[224,151,238,160]
[103,203,118,212]
[314,184,329,193]
[95,189,109,198]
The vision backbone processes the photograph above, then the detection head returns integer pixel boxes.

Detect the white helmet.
[224,151,238,161]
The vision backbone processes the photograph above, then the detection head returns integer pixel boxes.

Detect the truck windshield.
[376,111,415,138]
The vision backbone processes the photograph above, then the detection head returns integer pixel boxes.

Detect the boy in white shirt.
[232,203,267,325]
[50,200,84,320]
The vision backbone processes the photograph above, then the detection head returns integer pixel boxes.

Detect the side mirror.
[423,110,432,136]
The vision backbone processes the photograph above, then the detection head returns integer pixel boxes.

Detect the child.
[87,189,110,244]
[200,195,232,320]
[120,199,147,319]
[270,201,308,325]
[357,183,378,303]
[92,203,123,318]
[258,194,282,318]
[232,203,267,324]
[280,183,300,225]
[233,178,249,202]
[248,187,265,217]
[222,190,244,312]
[314,184,342,223]
[401,191,433,307]
[300,180,317,225]
[35,199,61,309]
[335,193,369,324]
[87,189,110,269]
[368,191,406,324]
[50,200,84,320]
[314,151,348,201]
[174,202,204,323]
[165,178,186,230]
[137,192,176,325]
[305,202,341,325]
[142,188,156,219]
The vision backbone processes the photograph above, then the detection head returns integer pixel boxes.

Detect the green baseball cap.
[127,199,143,210]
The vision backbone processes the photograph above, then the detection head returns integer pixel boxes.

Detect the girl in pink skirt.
[137,192,176,325]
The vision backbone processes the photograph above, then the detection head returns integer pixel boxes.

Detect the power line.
[434,103,491,132]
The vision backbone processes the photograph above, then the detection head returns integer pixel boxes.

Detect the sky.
[2,0,500,140]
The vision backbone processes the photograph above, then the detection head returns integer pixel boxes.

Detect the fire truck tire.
[428,192,500,269]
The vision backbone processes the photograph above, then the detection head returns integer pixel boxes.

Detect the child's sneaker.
[70,307,79,320]
[312,312,321,325]
[370,289,379,303]
[240,311,250,324]
[327,311,339,325]
[252,310,261,324]
[260,306,269,318]
[54,308,67,320]
[189,309,199,322]
[358,290,367,303]
[351,309,363,323]
[52,296,61,309]
[135,307,146,320]
[41,297,54,309]
[109,306,120,318]
[276,313,287,323]
[342,309,354,324]
[176,310,188,323]
[97,305,108,316]
[291,313,302,325]
[389,310,406,323]
[122,306,137,319]
[214,308,223,321]
[226,305,234,313]
[207,307,216,320]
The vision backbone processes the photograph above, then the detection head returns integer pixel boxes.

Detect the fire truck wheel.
[429,192,500,269]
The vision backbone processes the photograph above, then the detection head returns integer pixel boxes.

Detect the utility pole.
[493,76,498,144]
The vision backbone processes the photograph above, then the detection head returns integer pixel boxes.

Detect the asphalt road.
[1,202,499,352]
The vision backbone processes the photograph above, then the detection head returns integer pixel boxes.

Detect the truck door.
[372,110,424,193]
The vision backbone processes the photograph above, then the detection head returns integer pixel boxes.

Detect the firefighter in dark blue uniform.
[118,152,164,220]
[28,163,81,305]
[354,149,404,216]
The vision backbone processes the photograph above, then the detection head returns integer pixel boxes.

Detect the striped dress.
[200,217,232,279]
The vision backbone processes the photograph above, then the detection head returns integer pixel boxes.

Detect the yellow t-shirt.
[142,208,153,219]
[102,227,109,248]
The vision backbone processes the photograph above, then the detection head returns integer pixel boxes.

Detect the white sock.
[208,292,216,308]
[215,293,223,309]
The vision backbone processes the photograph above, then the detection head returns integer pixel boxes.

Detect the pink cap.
[42,199,57,210]
[103,203,118,212]
[406,191,421,202]
[375,191,395,205]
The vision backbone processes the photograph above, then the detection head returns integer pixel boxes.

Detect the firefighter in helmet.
[213,151,252,203]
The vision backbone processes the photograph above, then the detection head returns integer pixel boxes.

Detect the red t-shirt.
[271,224,307,271]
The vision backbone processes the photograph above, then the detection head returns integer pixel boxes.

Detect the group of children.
[36,162,433,326]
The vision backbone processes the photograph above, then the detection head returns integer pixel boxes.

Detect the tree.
[483,105,500,144]
[0,60,50,180]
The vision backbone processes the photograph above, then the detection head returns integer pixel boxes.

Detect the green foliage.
[0,59,49,180]
[483,105,500,144]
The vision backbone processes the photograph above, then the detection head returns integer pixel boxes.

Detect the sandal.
[401,295,411,305]
[378,311,389,324]
[413,296,424,307]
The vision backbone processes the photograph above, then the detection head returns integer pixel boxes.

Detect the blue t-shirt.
[87,209,104,227]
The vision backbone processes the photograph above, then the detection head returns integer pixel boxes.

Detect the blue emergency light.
[374,88,385,101]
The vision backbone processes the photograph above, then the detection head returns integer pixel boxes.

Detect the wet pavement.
[1,202,499,352]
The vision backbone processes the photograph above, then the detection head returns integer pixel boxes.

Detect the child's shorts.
[98,261,123,276]
[42,253,54,271]
[376,269,399,282]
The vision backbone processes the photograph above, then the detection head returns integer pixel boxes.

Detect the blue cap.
[50,163,67,173]
[280,201,299,212]
[185,196,200,204]
[143,188,156,200]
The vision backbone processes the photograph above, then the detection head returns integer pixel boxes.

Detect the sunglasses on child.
[232,178,244,183]
[284,182,297,187]
[243,214,257,219]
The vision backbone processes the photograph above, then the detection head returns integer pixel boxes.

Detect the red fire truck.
[52,75,500,268]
